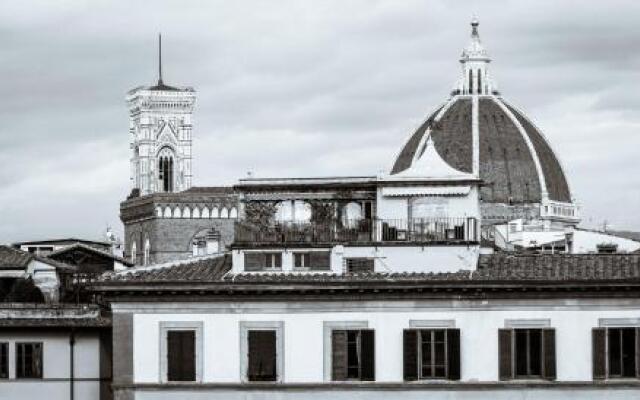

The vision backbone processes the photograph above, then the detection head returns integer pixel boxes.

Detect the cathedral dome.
[391,20,573,208]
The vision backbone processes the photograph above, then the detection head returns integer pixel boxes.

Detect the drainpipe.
[70,329,75,400]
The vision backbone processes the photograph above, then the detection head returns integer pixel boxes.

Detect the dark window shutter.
[498,329,513,380]
[167,331,195,381]
[247,330,277,381]
[447,329,461,381]
[0,343,7,379]
[360,329,375,381]
[310,251,331,270]
[331,330,348,381]
[244,253,264,271]
[592,328,606,380]
[542,329,556,380]
[403,329,418,381]
[273,253,282,269]
[636,328,640,379]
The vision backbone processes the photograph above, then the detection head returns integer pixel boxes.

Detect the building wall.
[232,245,480,274]
[0,331,107,400]
[111,297,640,393]
[125,217,235,265]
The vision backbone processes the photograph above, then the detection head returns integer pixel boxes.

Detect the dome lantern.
[458,18,494,95]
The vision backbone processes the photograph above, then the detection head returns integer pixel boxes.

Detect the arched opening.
[143,238,150,266]
[342,202,363,228]
[468,70,473,94]
[275,200,311,224]
[131,241,137,264]
[477,69,482,94]
[157,147,175,192]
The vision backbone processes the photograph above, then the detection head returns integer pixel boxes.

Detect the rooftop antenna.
[158,33,163,86]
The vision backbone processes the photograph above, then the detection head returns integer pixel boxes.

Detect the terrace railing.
[234,217,478,245]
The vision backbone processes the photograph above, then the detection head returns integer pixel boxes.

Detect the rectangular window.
[16,342,43,379]
[0,343,8,379]
[498,328,555,380]
[247,330,277,382]
[403,329,460,381]
[331,329,375,381]
[593,327,639,379]
[244,252,282,271]
[345,258,374,274]
[293,252,310,269]
[293,251,331,271]
[166,330,196,381]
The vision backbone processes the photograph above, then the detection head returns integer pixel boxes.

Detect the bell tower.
[126,35,196,196]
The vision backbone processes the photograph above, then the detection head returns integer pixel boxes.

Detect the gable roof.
[0,245,33,270]
[47,243,133,267]
[0,245,76,272]
[12,238,111,248]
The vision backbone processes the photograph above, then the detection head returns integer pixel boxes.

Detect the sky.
[0,0,639,243]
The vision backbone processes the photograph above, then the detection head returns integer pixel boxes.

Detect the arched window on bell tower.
[157,147,175,192]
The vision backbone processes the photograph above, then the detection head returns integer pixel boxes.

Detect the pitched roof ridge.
[106,252,226,278]
[48,242,133,266]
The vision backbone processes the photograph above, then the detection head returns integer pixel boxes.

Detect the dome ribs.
[478,98,542,203]
[504,103,572,203]
[430,99,473,173]
[390,106,443,174]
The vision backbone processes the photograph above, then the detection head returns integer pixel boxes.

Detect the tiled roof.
[48,243,133,267]
[100,254,230,283]
[0,245,33,269]
[0,245,76,272]
[94,253,640,288]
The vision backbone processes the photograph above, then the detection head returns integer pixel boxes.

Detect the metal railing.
[234,217,478,245]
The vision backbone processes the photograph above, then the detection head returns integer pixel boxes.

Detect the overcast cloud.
[0,0,639,243]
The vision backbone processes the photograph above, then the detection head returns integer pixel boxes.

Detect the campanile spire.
[158,33,163,86]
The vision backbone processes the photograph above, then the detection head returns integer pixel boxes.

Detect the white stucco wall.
[376,187,481,221]
[122,298,640,385]
[233,244,479,275]
[572,230,640,253]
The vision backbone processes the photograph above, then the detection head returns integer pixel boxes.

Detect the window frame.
[498,327,556,381]
[244,252,283,272]
[15,342,43,379]
[239,321,284,383]
[0,342,8,379]
[593,326,639,380]
[345,257,374,274]
[418,329,449,380]
[293,251,331,271]
[329,328,375,382]
[159,321,203,383]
